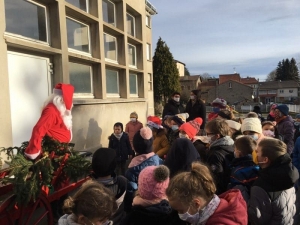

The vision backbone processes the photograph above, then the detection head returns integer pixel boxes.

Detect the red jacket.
[25,103,71,159]
[206,189,247,225]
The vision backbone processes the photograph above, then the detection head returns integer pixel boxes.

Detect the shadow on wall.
[75,118,102,151]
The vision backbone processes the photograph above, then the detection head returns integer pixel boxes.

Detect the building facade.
[175,60,185,77]
[0,0,157,157]
[258,80,299,104]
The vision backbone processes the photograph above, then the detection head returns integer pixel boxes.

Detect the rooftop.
[219,73,241,84]
[259,80,299,89]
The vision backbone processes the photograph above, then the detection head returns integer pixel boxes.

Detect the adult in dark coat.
[164,138,200,177]
[162,92,185,118]
[185,90,206,130]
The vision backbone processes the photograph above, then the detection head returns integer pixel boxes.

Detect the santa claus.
[25,83,74,160]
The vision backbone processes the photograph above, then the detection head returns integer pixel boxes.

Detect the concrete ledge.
[73,98,147,105]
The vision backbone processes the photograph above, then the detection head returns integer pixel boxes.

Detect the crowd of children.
[57,99,300,225]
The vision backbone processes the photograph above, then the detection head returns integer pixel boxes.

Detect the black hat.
[92,148,117,177]
[133,127,153,154]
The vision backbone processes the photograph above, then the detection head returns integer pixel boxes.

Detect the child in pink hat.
[122,165,187,225]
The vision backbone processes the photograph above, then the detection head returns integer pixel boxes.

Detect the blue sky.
[150,0,300,81]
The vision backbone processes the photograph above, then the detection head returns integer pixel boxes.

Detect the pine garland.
[0,137,92,205]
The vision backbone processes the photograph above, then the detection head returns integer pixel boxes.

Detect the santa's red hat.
[147,116,163,129]
[53,83,74,110]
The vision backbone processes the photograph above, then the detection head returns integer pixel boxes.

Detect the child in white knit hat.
[241,118,265,164]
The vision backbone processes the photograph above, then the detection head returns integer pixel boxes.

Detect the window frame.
[69,62,94,98]
[229,82,232,88]
[66,16,91,55]
[4,0,50,44]
[106,69,120,97]
[102,0,116,26]
[104,33,118,63]
[65,0,89,13]
[128,43,137,68]
[148,73,153,91]
[129,73,138,97]
[146,43,151,61]
[126,12,136,37]
[146,15,151,28]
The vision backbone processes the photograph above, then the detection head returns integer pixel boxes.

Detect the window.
[128,44,136,67]
[127,13,135,37]
[5,0,48,42]
[130,74,138,96]
[66,17,90,53]
[268,90,276,94]
[279,90,284,93]
[148,73,152,91]
[146,43,151,61]
[104,33,117,62]
[69,62,93,97]
[146,15,151,27]
[229,82,232,88]
[102,0,115,26]
[289,90,294,93]
[253,91,256,96]
[66,0,88,12]
[106,69,119,96]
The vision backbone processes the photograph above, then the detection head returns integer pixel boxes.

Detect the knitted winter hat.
[241,118,262,134]
[211,98,227,109]
[172,113,189,125]
[138,165,170,200]
[133,127,153,154]
[130,111,138,119]
[147,116,163,129]
[275,104,289,116]
[226,120,241,131]
[179,117,203,139]
[92,148,117,177]
[296,114,300,119]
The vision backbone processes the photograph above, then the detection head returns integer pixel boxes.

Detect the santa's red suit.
[25,83,74,160]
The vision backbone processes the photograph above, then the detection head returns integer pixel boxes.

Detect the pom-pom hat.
[226,120,241,131]
[133,127,153,154]
[211,98,227,109]
[138,165,170,200]
[53,83,74,110]
[179,117,203,139]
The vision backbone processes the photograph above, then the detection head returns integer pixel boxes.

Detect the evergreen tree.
[153,37,181,103]
[184,67,190,76]
[275,58,300,82]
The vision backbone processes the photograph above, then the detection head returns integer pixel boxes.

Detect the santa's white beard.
[44,94,73,130]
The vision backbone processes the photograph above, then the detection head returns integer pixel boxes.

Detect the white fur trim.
[25,150,41,160]
[53,88,62,95]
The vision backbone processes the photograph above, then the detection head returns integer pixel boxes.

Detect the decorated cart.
[0,137,92,225]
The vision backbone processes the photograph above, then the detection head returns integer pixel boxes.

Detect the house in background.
[241,77,259,101]
[180,75,202,92]
[207,80,253,105]
[175,60,185,77]
[198,79,218,103]
[258,80,300,104]
[0,0,157,160]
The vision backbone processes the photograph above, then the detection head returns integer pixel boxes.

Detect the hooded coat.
[276,116,295,154]
[248,154,299,225]
[164,138,200,177]
[206,136,234,194]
